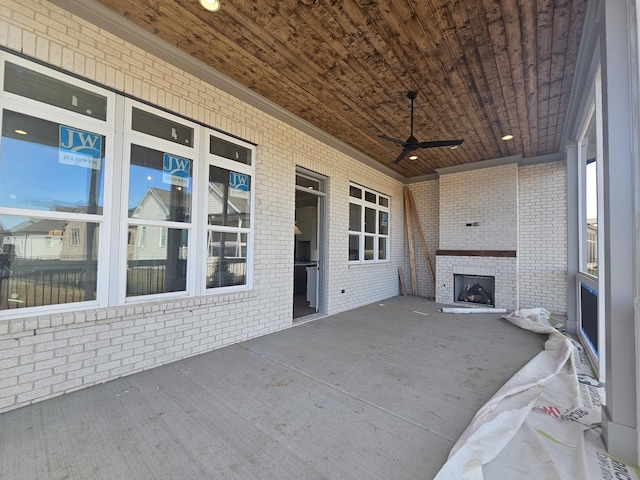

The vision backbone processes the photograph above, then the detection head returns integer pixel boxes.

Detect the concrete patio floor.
[0,296,545,479]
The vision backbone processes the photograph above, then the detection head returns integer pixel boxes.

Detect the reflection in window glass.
[206,231,247,288]
[0,111,105,212]
[126,226,188,297]
[132,108,193,147]
[208,166,251,228]
[210,136,252,165]
[364,207,376,234]
[364,236,374,260]
[379,211,388,235]
[349,235,359,261]
[0,216,99,310]
[586,159,598,276]
[365,191,376,203]
[128,145,192,222]
[349,204,361,231]
[348,182,389,263]
[378,237,387,260]
[4,62,108,120]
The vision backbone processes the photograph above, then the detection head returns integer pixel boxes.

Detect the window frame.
[0,51,258,318]
[348,182,390,264]
[119,99,200,303]
[201,129,255,292]
[0,52,116,318]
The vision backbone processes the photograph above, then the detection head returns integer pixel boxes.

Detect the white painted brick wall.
[439,164,518,250]
[0,0,406,413]
[518,162,568,314]
[407,181,439,298]
[412,161,567,315]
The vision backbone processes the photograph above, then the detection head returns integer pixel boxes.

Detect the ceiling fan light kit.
[379,91,464,164]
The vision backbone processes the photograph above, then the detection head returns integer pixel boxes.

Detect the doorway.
[293,168,326,320]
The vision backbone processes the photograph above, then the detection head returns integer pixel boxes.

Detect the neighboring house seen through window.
[0,52,255,315]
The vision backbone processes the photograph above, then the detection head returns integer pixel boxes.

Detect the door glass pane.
[128,145,192,222]
[0,111,105,212]
[126,226,188,296]
[349,235,359,261]
[349,185,362,198]
[208,166,251,228]
[0,216,99,309]
[206,231,247,288]
[364,207,376,233]
[378,237,387,260]
[364,236,374,260]
[379,197,389,207]
[4,62,108,120]
[349,203,361,231]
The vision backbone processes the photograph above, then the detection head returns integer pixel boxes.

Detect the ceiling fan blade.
[393,148,411,164]
[379,134,407,146]
[418,139,464,149]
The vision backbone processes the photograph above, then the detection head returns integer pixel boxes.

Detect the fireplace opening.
[454,274,495,306]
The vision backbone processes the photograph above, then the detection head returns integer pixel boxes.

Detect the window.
[0,51,256,316]
[70,228,81,247]
[349,183,390,262]
[205,132,254,289]
[125,103,195,298]
[0,61,110,312]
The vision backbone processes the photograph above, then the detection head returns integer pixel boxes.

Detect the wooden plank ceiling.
[95,0,587,178]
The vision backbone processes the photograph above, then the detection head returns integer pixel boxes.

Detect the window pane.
[365,191,376,203]
[0,216,99,309]
[296,174,320,191]
[364,207,376,233]
[206,231,247,288]
[4,62,107,120]
[349,203,361,231]
[126,226,188,297]
[379,211,389,235]
[0,111,105,212]
[349,235,360,261]
[586,159,598,276]
[364,236,374,260]
[349,185,362,198]
[128,145,192,222]
[210,136,252,165]
[378,237,387,260]
[131,108,193,147]
[208,166,251,228]
[379,197,389,207]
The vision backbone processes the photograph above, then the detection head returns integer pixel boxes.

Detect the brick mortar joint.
[0,290,257,339]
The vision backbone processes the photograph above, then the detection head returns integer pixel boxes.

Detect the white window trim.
[0,51,257,318]
[119,98,201,303]
[201,129,255,293]
[348,182,390,264]
[0,52,116,319]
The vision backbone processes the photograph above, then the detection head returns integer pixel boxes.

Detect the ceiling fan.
[379,91,464,164]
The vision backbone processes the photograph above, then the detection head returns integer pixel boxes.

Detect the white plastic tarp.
[434,308,639,480]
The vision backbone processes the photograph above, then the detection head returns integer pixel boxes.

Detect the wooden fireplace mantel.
[436,250,517,257]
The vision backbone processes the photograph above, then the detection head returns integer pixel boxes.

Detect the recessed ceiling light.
[450,145,459,150]
[409,155,418,160]
[14,129,27,135]
[200,0,221,11]
[502,134,514,141]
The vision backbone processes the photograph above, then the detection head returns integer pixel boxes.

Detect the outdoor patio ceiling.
[94,0,587,178]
